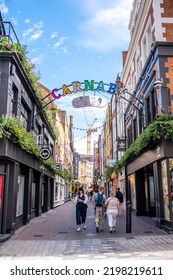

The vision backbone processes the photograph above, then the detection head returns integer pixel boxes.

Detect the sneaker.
[96,227,99,233]
[76,228,81,232]
[83,225,86,229]
[100,228,104,232]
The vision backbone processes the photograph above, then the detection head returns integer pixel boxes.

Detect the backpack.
[95,193,104,207]
[116,191,123,203]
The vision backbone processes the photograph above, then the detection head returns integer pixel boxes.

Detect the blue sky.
[0,0,133,154]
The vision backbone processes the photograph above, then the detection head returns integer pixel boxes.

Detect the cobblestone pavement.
[0,201,173,260]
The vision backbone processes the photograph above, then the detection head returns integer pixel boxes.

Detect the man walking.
[116,187,124,216]
[93,187,106,233]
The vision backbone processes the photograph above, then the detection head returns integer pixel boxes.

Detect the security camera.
[153,80,163,89]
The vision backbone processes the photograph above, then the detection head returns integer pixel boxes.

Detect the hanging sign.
[117,138,126,151]
[56,163,62,171]
[40,148,51,160]
[72,96,106,108]
[51,80,117,100]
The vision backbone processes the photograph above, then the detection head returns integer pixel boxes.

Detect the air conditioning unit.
[37,134,43,145]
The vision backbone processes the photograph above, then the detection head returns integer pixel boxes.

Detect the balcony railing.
[0,20,21,46]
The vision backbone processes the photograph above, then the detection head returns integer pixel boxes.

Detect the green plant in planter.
[0,37,58,140]
[0,115,60,175]
[107,115,173,177]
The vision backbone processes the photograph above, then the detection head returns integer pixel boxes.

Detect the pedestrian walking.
[74,187,88,232]
[105,192,120,233]
[93,186,106,233]
[116,187,124,216]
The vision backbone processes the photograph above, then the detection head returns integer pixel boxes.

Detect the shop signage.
[40,148,51,160]
[72,96,106,108]
[117,138,126,151]
[51,80,117,100]
[55,163,62,171]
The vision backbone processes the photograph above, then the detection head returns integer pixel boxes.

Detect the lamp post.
[115,82,144,233]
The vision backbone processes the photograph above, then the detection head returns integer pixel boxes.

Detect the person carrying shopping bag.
[105,192,120,233]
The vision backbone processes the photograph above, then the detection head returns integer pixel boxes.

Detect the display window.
[31,183,36,210]
[129,174,136,210]
[16,176,25,217]
[161,160,170,221]
[169,159,173,215]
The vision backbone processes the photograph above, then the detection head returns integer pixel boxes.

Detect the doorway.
[147,164,156,217]
[0,176,4,233]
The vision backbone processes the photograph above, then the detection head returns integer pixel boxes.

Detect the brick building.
[119,0,173,232]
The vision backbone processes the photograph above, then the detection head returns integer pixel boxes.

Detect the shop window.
[54,182,58,201]
[169,159,173,215]
[161,160,170,221]
[31,183,36,210]
[129,174,136,211]
[16,176,25,217]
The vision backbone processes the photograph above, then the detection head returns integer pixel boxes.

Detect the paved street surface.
[0,200,173,260]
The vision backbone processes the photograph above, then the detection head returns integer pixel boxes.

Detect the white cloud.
[29,30,43,41]
[22,21,43,42]
[31,55,44,65]
[54,36,68,48]
[25,18,30,24]
[51,32,58,39]
[77,0,132,51]
[74,137,87,154]
[53,36,69,54]
[0,0,8,14]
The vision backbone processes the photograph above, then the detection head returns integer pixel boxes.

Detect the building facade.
[120,0,173,232]
[0,49,56,235]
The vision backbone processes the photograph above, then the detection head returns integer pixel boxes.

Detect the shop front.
[127,140,173,233]
[0,137,55,235]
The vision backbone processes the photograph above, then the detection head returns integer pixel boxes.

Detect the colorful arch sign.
[51,80,117,100]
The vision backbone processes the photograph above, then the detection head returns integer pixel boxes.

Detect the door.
[148,166,156,217]
[0,176,4,233]
[41,183,45,212]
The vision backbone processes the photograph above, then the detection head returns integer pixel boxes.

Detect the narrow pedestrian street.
[0,201,173,260]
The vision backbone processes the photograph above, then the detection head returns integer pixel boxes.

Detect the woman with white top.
[105,192,120,233]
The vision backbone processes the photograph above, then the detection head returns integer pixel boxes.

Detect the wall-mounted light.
[153,78,163,89]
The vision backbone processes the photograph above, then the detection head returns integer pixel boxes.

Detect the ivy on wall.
[106,115,173,180]
[0,115,72,179]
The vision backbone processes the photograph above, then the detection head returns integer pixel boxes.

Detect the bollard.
[126,200,131,233]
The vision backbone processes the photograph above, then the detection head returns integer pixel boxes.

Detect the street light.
[115,81,145,233]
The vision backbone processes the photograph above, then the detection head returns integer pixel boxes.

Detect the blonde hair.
[110,192,115,197]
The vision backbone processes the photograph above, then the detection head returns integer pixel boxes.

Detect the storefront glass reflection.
[129,174,136,210]
[161,160,170,220]
[169,159,173,215]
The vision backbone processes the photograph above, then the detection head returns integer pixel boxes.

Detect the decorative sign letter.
[72,81,83,92]
[62,85,72,96]
[96,81,105,92]
[107,83,117,94]
[84,80,94,91]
